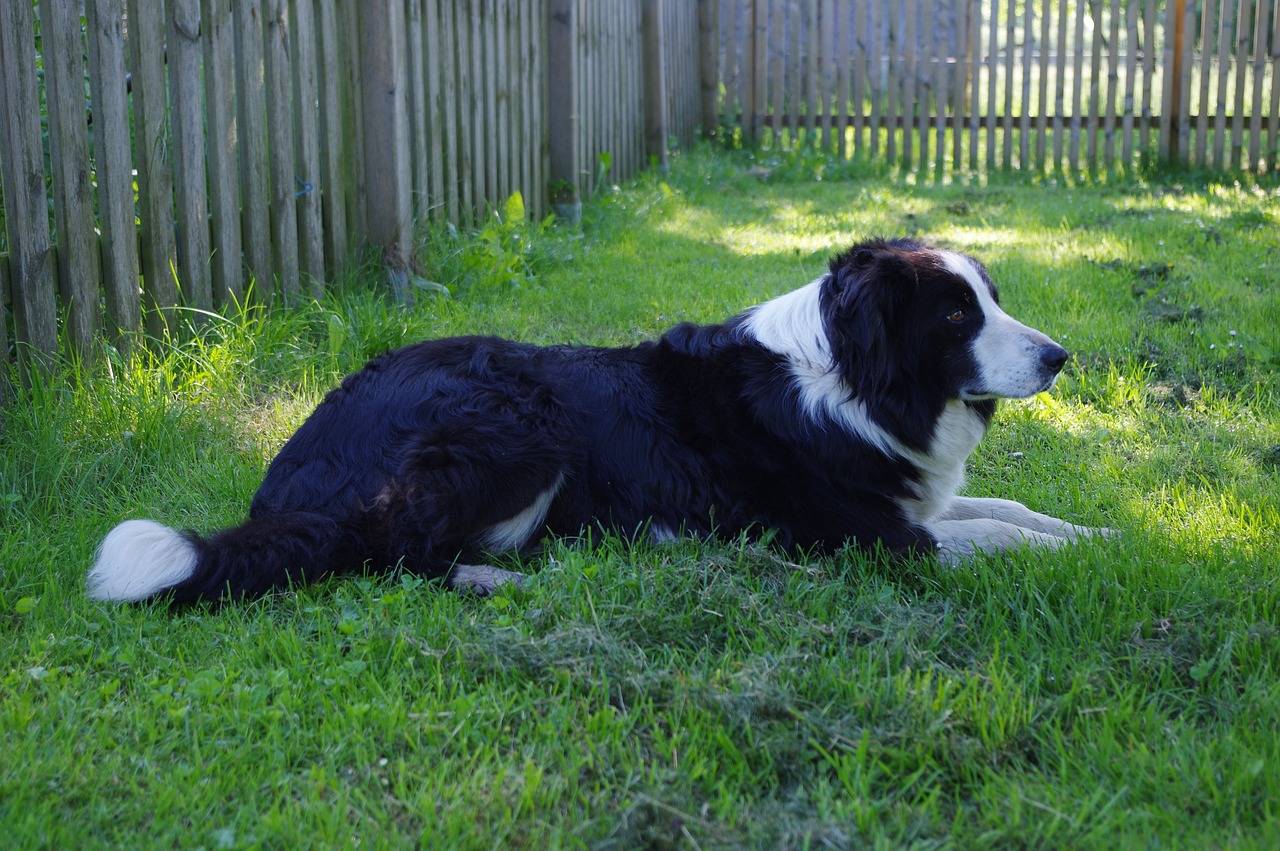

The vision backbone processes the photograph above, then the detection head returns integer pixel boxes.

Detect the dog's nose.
[1040,343,1070,374]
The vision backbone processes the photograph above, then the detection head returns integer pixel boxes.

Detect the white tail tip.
[87,519,199,602]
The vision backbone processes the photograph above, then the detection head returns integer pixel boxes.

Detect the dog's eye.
[946,309,966,323]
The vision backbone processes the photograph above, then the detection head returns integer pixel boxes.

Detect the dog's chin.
[959,373,1060,402]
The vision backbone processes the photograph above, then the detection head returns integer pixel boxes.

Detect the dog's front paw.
[447,564,527,596]
[929,518,1067,566]
[1052,522,1120,542]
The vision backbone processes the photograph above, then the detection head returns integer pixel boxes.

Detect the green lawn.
[3,148,1279,848]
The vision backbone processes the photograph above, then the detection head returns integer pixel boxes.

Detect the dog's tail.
[86,513,363,603]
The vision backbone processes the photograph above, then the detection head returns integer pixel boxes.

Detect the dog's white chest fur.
[898,400,988,523]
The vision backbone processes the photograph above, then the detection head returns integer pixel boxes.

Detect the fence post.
[357,0,413,300]
[0,0,58,381]
[547,0,581,223]
[642,0,668,170]
[697,0,719,138]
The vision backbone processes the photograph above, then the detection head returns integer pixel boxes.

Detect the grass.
[2,146,1279,848]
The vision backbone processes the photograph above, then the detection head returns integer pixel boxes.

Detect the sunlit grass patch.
[2,147,1278,847]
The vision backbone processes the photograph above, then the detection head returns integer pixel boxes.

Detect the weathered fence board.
[203,0,243,308]
[265,0,301,302]
[169,0,213,314]
[291,0,325,294]
[45,0,101,355]
[85,0,141,344]
[128,0,181,336]
[234,0,274,296]
[316,0,350,275]
[0,0,58,374]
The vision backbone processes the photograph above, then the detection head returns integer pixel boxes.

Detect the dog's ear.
[826,243,918,355]
[822,243,920,401]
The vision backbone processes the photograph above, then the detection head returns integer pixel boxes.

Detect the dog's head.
[742,238,1069,452]
[821,238,1069,403]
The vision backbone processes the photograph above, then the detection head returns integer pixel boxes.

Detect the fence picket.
[292,0,324,294]
[869,1,883,157]
[902,0,916,168]
[829,0,839,156]
[1178,0,1195,161]
[1121,0,1138,169]
[1001,0,1014,168]
[1071,0,1085,171]
[1052,0,1067,171]
[407,0,429,223]
[954,0,969,169]
[1271,0,1280,171]
[85,0,142,342]
[1086,0,1102,172]
[989,0,999,166]
[264,0,300,302]
[456,3,475,219]
[203,0,243,306]
[1230,0,1247,169]
[234,0,273,295]
[1248,0,1267,171]
[1103,0,1119,172]
[919,0,932,172]
[129,0,182,334]
[0,0,58,369]
[483,0,500,210]
[968,0,981,170]
[168,0,213,313]
[315,0,349,269]
[890,2,901,161]
[522,0,540,198]
[471,5,489,214]
[787,0,801,146]
[497,0,512,205]
[1019,2,1033,169]
[932,3,946,175]
[439,0,460,223]
[1036,0,1050,169]
[1212,0,1231,168]
[750,0,766,140]
[1141,0,1156,160]
[44,0,102,353]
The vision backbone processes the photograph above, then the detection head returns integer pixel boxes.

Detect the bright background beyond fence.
[719,0,1280,177]
[1,1,1277,379]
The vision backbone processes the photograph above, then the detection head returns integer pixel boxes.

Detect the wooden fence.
[0,0,703,380]
[719,0,1280,177]
[5,1,1280,383]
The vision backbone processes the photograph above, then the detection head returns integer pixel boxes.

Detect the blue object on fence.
[295,176,314,198]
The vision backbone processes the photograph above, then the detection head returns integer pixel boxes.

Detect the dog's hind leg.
[938,496,1114,541]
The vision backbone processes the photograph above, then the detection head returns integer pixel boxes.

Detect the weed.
[420,192,561,295]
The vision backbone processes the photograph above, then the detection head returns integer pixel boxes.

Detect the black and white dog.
[88,237,1108,603]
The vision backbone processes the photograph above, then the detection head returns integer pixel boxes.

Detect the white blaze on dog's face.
[938,250,1069,400]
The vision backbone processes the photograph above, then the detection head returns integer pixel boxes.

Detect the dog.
[87,237,1109,603]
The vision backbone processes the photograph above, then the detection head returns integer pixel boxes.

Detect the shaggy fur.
[88,238,1108,602]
